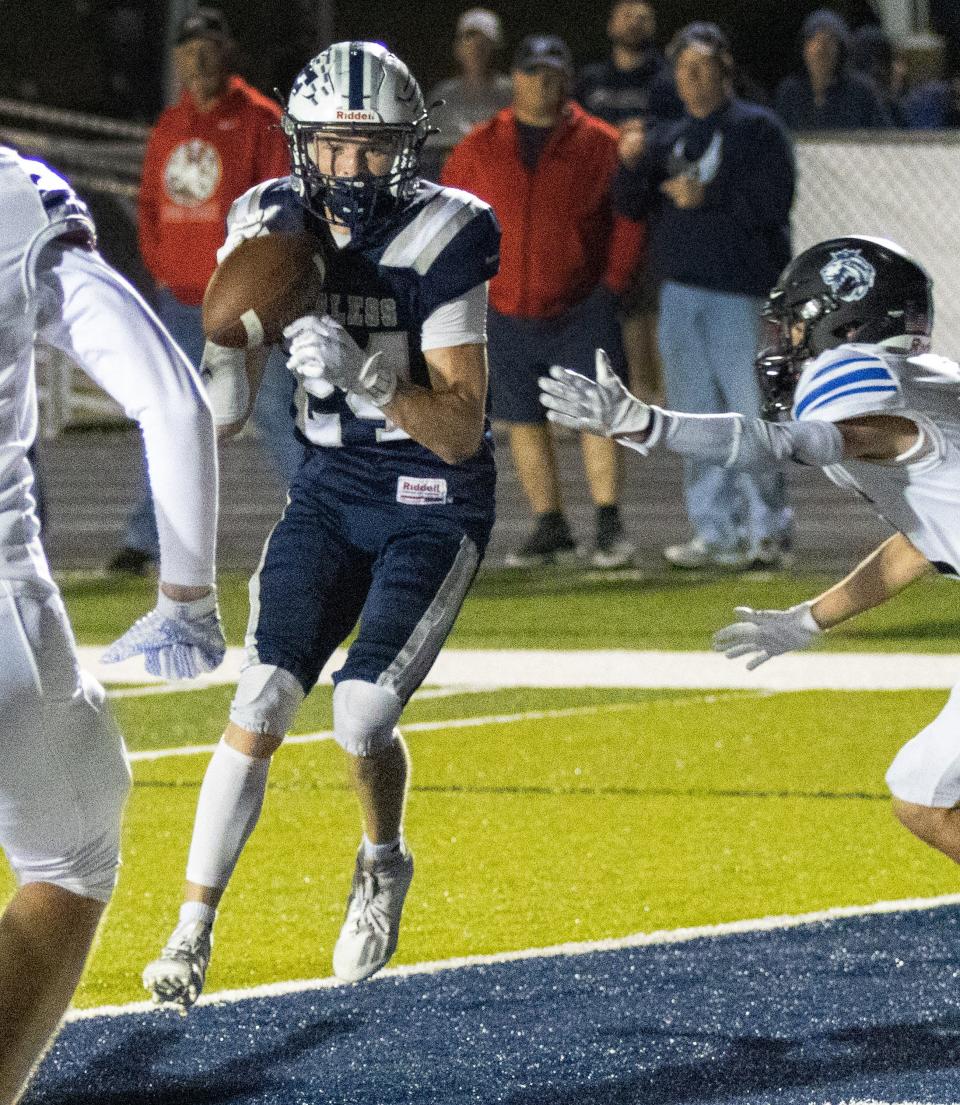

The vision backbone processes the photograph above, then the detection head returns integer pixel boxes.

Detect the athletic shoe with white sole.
[505,512,578,568]
[142,919,212,1009]
[332,844,414,983]
[662,536,751,571]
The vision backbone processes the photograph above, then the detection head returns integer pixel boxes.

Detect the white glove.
[101,590,227,679]
[712,602,822,670]
[538,349,652,438]
[283,315,397,407]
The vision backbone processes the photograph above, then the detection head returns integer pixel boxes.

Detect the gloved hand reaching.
[538,348,652,438]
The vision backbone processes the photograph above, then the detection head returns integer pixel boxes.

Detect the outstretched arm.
[36,244,225,677]
[713,533,933,669]
[539,355,922,469]
[808,532,933,629]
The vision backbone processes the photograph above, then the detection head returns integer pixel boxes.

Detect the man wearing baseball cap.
[111,6,298,574]
[443,33,645,568]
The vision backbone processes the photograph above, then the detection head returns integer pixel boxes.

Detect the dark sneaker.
[505,513,578,568]
[108,547,155,576]
[591,511,635,569]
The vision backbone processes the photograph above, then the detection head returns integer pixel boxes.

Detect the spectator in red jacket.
[442,34,645,568]
[111,7,297,574]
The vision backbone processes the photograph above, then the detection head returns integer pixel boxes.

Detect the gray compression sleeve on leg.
[620,409,845,469]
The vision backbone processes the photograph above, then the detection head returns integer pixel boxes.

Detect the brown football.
[201,232,327,349]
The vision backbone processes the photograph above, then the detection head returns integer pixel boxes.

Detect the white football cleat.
[332,844,414,983]
[142,919,213,1009]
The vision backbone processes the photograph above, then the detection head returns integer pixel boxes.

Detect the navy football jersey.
[223,177,500,503]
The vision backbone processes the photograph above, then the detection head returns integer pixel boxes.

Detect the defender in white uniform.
[0,148,225,1105]
[539,235,960,870]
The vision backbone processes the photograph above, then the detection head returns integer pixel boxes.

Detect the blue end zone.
[24,906,960,1104]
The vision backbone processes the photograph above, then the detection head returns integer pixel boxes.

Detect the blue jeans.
[657,280,792,551]
[123,288,304,556]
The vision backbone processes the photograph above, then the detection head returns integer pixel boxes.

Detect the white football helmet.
[282,41,429,235]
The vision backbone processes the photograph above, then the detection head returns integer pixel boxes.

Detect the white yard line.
[66,890,960,1022]
[85,646,960,695]
[126,692,761,763]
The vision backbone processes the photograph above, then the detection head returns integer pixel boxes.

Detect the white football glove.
[712,602,822,670]
[283,315,397,406]
[538,349,652,438]
[101,590,227,680]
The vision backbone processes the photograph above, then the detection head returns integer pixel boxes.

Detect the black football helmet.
[757,235,933,419]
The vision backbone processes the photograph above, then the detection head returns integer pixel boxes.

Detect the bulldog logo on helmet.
[819,248,877,303]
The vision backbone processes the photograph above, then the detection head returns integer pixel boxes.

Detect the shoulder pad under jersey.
[379,184,500,314]
[15,155,96,303]
[219,176,302,262]
[792,343,903,422]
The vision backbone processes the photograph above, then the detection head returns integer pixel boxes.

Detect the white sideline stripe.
[125,693,759,763]
[82,647,960,692]
[107,681,495,701]
[66,891,960,1022]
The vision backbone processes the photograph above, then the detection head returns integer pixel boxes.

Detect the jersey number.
[301,332,409,447]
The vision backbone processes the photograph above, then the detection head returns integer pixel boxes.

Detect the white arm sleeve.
[200,340,249,426]
[35,246,218,586]
[636,408,845,468]
[420,281,488,351]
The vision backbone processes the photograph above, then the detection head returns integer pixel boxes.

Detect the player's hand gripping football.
[712,603,822,670]
[284,315,397,406]
[538,349,652,438]
[101,590,227,679]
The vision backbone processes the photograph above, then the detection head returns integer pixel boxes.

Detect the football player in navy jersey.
[144,42,500,1006]
[541,235,960,879]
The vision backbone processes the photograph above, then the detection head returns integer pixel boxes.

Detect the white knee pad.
[333,679,403,757]
[229,663,305,736]
[7,673,132,904]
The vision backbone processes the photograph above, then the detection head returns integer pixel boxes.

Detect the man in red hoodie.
[442,35,645,568]
[111,7,296,574]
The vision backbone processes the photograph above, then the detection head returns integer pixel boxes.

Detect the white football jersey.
[794,342,960,576]
[0,146,218,587]
[0,148,95,583]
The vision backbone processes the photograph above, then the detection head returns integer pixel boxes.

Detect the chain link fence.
[793,132,960,360]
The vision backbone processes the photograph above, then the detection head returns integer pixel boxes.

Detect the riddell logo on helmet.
[336,110,376,121]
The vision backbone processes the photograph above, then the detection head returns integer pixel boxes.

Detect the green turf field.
[4,568,958,1008]
[60,565,960,651]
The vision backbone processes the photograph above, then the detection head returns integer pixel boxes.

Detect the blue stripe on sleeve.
[801,384,899,417]
[805,354,887,386]
[794,366,895,418]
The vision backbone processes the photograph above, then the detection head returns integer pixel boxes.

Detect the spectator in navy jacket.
[615,21,795,570]
[775,9,892,131]
[902,74,960,129]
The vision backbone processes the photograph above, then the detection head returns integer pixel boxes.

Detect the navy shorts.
[246,448,495,702]
[487,286,627,423]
